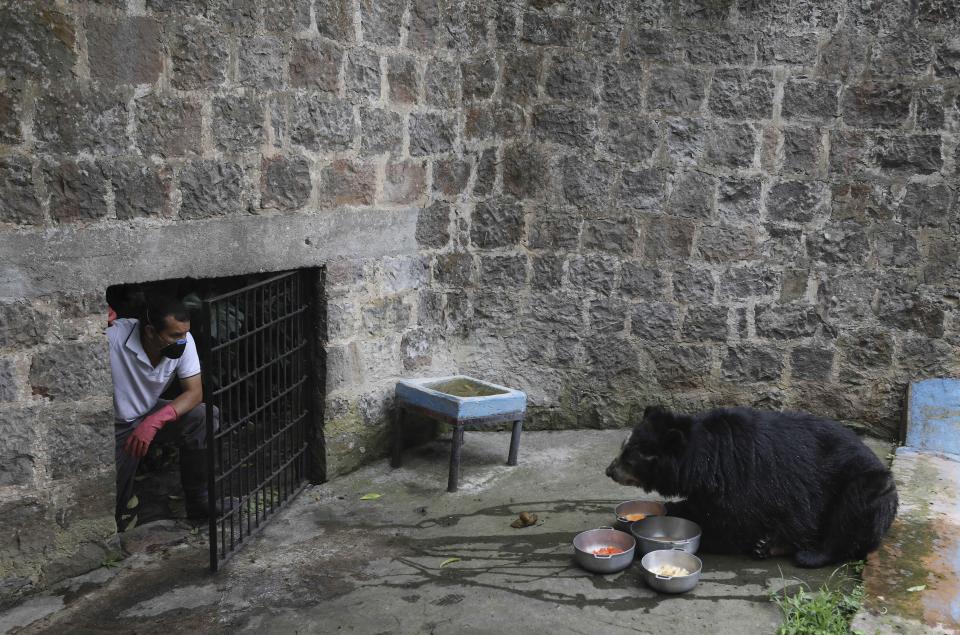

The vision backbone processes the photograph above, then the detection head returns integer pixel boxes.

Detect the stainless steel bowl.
[572,527,637,574]
[630,516,701,556]
[613,500,667,533]
[640,549,702,594]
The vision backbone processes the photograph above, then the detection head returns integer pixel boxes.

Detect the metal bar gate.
[199,270,316,571]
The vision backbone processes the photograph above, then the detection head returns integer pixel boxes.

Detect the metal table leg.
[447,424,464,492]
[507,419,522,466]
[391,407,405,468]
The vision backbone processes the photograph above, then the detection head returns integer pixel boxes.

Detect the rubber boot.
[179,448,215,519]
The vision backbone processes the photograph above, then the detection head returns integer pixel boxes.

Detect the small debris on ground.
[510,511,538,528]
[360,493,382,500]
[440,557,461,568]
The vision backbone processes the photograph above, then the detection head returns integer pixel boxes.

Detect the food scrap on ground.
[510,511,538,528]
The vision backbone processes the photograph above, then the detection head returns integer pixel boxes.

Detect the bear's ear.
[661,417,691,454]
[643,405,672,424]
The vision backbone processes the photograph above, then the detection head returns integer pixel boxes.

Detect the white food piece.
[652,564,690,577]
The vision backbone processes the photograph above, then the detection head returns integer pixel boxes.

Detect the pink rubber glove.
[124,404,178,458]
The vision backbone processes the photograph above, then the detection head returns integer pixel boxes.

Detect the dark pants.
[114,401,218,528]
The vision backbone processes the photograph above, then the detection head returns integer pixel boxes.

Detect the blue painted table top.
[906,378,960,457]
[396,375,527,421]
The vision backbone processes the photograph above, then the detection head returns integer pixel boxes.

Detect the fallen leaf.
[440,557,461,568]
[360,493,382,500]
[906,585,926,593]
[126,495,139,510]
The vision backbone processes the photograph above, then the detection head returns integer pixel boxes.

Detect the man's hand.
[124,404,178,458]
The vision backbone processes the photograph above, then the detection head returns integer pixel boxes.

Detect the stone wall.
[3,0,960,602]
[414,0,960,437]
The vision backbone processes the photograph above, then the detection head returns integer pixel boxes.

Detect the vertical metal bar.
[448,424,464,493]
[200,299,218,573]
[508,419,523,466]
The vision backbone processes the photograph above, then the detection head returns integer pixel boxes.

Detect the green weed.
[773,563,865,635]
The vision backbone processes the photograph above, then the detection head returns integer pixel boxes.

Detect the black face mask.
[160,339,188,360]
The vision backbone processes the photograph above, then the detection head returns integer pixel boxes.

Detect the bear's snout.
[605,461,617,479]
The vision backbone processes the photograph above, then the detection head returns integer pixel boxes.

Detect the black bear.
[606,405,898,568]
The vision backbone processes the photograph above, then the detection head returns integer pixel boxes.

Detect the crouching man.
[108,295,218,529]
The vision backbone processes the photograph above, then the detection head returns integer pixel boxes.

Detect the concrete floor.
[4,430,862,635]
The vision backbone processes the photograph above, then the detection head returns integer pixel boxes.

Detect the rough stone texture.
[260,155,311,211]
[135,93,202,158]
[43,160,108,224]
[0,157,43,226]
[170,20,229,90]
[29,341,111,401]
[87,17,162,85]
[179,160,244,219]
[284,95,356,151]
[409,112,456,156]
[102,161,168,220]
[239,36,286,90]
[289,39,341,93]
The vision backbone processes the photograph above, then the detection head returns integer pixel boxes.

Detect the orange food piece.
[622,513,646,522]
[592,546,625,556]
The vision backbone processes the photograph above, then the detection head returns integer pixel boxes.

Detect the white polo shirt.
[108,318,201,423]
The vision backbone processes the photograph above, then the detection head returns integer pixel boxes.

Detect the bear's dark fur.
[606,405,898,568]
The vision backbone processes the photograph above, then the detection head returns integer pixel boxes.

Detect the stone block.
[0,84,25,145]
[528,203,580,250]
[529,291,582,329]
[621,263,666,300]
[719,266,780,299]
[382,161,426,205]
[0,302,50,349]
[287,96,355,152]
[545,54,598,103]
[587,334,644,381]
[682,305,728,342]
[816,270,881,322]
[568,254,618,294]
[763,225,804,261]
[424,60,460,108]
[433,158,470,197]
[29,341,110,400]
[915,85,945,130]
[643,215,695,261]
[806,221,870,264]
[416,200,450,248]
[289,39,341,93]
[462,57,497,101]
[673,265,715,304]
[531,255,564,290]
[316,0,355,41]
[503,144,548,200]
[388,55,419,104]
[87,17,161,85]
[532,105,599,148]
[790,345,834,381]
[782,126,822,176]
[681,29,756,66]
[473,148,497,196]
[872,134,943,176]
[0,497,53,576]
[521,9,576,46]
[408,0,440,49]
[830,182,894,224]
[870,223,919,268]
[604,114,659,162]
[502,51,541,105]
[0,3,76,82]
[239,36,285,90]
[582,218,638,253]
[654,344,713,387]
[401,328,433,370]
[601,61,644,110]
[0,358,16,402]
[818,31,871,80]
[704,122,757,168]
[0,157,42,226]
[696,223,759,262]
[471,196,524,248]
[45,403,115,480]
[264,0,311,32]
[433,252,474,286]
[480,255,527,288]
[103,161,168,219]
[464,104,523,140]
[561,156,614,211]
[717,177,761,222]
[647,67,706,114]
[360,107,403,156]
[934,36,960,78]
[623,28,680,63]
[346,48,381,101]
[409,112,456,156]
[897,334,956,375]
[179,159,244,219]
[43,159,108,224]
[360,0,405,45]
[170,20,229,90]
[758,32,818,66]
[135,93,202,158]
[767,180,829,223]
[721,344,784,381]
[361,296,412,335]
[870,31,934,77]
[261,155,311,212]
[839,330,894,369]
[900,183,953,228]
[589,296,628,333]
[667,171,714,218]
[212,94,264,154]
[664,117,707,166]
[0,405,39,486]
[617,167,668,212]
[875,288,945,337]
[318,160,375,207]
[709,69,774,120]
[841,82,912,129]
[755,303,820,339]
[827,130,872,176]
[782,78,840,121]
[206,0,260,33]
[35,87,130,155]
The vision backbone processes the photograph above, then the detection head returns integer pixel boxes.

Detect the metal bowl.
[640,549,702,594]
[613,500,667,533]
[572,527,637,574]
[630,516,701,556]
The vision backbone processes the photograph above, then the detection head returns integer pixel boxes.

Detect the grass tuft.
[773,562,865,635]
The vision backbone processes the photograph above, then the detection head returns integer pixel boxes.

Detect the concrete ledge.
[853,448,960,634]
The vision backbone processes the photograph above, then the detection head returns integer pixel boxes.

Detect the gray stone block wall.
[2,0,960,601]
